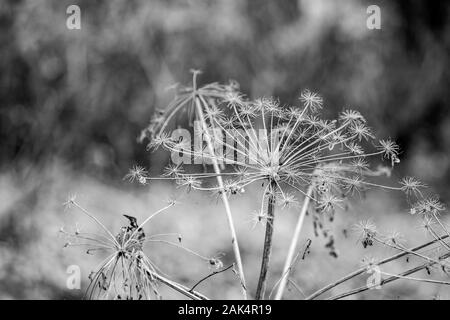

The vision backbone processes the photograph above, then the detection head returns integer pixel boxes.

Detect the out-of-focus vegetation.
[0,0,449,299]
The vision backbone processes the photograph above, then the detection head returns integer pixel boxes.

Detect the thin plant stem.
[194,97,248,299]
[305,235,449,300]
[275,186,313,300]
[268,247,304,299]
[288,279,307,298]
[373,237,443,266]
[379,271,450,286]
[328,250,450,300]
[255,180,277,300]
[189,264,234,292]
[151,272,209,300]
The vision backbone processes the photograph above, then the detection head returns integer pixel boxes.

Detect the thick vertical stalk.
[194,98,248,299]
[255,181,277,300]
[275,186,313,300]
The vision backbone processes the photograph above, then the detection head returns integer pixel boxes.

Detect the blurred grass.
[1,0,449,197]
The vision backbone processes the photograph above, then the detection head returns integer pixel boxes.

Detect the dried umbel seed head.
[124,165,148,185]
[163,163,184,178]
[277,192,298,209]
[247,210,273,229]
[176,175,202,192]
[62,198,217,300]
[400,177,426,198]
[224,179,245,196]
[299,89,323,112]
[316,193,344,215]
[410,197,445,216]
[377,139,400,167]
[384,230,405,246]
[353,220,377,249]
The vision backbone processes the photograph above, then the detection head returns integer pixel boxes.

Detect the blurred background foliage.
[0,0,449,299]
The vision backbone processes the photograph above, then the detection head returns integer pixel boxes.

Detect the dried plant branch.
[189,264,234,293]
[152,272,209,300]
[328,250,450,300]
[194,96,248,299]
[379,271,450,286]
[306,235,449,300]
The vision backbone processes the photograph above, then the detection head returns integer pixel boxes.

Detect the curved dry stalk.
[275,186,313,300]
[255,181,277,300]
[373,237,443,266]
[189,264,234,292]
[379,271,450,286]
[306,235,449,300]
[194,97,248,299]
[152,272,209,300]
[268,243,306,299]
[328,250,450,300]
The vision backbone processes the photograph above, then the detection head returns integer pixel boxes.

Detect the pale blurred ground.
[0,0,449,299]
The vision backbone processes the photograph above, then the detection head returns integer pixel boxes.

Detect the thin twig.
[288,279,307,298]
[328,251,450,300]
[380,271,450,286]
[189,264,234,292]
[306,234,449,300]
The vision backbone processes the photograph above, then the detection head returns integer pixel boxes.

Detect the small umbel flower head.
[400,177,426,198]
[353,220,377,248]
[124,165,148,185]
[60,199,197,300]
[377,139,400,167]
[410,196,445,216]
[299,89,323,112]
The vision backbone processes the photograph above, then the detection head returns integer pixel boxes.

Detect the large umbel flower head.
[140,83,416,228]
